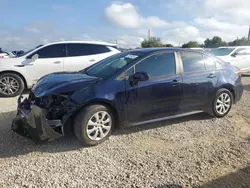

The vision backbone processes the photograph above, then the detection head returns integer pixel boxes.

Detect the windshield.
[211,48,235,56]
[17,44,43,57]
[83,52,144,79]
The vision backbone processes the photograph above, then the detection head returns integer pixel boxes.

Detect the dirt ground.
[0,77,249,188]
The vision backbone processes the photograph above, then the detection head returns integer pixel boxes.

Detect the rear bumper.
[234,82,244,104]
[12,96,63,144]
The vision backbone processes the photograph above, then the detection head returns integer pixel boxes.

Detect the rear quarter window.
[180,51,205,72]
[203,55,217,70]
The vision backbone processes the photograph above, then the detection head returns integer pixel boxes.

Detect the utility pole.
[116,39,118,45]
[148,29,151,41]
[248,26,250,42]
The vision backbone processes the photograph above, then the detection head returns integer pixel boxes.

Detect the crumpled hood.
[32,72,100,97]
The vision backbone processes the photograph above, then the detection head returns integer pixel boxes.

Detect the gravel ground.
[0,77,250,188]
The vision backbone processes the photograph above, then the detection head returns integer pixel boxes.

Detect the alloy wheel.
[215,92,231,115]
[0,76,20,95]
[86,111,112,141]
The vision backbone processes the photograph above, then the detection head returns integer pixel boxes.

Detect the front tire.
[74,105,114,146]
[0,73,24,97]
[211,88,233,118]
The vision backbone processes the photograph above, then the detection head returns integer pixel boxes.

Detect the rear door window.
[180,52,205,72]
[67,43,110,57]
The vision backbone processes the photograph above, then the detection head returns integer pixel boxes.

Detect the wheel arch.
[67,99,120,132]
[218,84,235,103]
[0,70,28,88]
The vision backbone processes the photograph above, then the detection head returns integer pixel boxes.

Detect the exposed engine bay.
[12,91,79,143]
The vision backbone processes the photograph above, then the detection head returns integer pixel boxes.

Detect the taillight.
[236,71,243,76]
[0,56,3,59]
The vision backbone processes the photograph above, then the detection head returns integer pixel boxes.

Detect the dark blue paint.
[32,48,244,126]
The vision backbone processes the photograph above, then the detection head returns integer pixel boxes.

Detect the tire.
[74,104,114,147]
[210,88,233,118]
[0,73,25,97]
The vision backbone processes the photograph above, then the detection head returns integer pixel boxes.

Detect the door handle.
[172,79,181,86]
[53,61,61,64]
[207,73,216,78]
[89,59,96,62]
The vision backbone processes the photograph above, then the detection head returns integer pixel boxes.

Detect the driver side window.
[133,53,176,79]
[27,44,66,59]
[234,48,250,56]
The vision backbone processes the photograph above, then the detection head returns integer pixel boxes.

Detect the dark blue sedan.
[12,48,244,146]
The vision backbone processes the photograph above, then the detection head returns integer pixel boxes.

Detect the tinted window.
[180,52,205,72]
[134,53,176,78]
[33,44,66,58]
[235,48,250,55]
[67,43,110,57]
[204,55,217,70]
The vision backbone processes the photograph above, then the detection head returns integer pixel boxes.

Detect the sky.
[1,0,250,50]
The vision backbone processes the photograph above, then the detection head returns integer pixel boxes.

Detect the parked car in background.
[0,52,16,59]
[190,47,205,52]
[0,52,9,59]
[0,41,120,97]
[211,46,250,74]
[12,48,244,146]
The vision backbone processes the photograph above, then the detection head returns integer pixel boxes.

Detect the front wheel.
[211,88,233,118]
[0,73,24,97]
[74,105,114,146]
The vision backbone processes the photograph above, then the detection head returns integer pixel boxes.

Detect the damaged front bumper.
[12,96,64,144]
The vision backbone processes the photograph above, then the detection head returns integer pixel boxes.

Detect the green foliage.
[164,44,174,47]
[228,37,250,46]
[181,41,201,48]
[204,36,228,48]
[141,37,163,48]
[140,35,250,49]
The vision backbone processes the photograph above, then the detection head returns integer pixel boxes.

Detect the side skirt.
[129,110,204,127]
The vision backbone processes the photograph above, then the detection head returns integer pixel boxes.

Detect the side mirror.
[129,71,149,86]
[231,53,237,57]
[31,54,39,62]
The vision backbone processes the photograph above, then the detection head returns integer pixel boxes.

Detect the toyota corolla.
[12,48,244,146]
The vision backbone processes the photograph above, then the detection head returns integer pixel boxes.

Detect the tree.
[181,41,201,48]
[0,48,3,53]
[141,37,163,48]
[228,37,250,46]
[204,36,228,48]
[164,44,174,47]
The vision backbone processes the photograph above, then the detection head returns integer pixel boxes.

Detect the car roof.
[219,46,250,48]
[127,47,209,54]
[44,41,117,46]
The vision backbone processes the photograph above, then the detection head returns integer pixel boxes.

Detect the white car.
[0,52,16,59]
[211,46,250,74]
[0,41,120,97]
[190,47,205,51]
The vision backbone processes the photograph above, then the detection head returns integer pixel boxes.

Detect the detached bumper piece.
[12,97,63,144]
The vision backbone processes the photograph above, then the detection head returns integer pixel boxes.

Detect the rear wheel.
[211,88,233,118]
[0,73,24,97]
[74,105,114,146]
